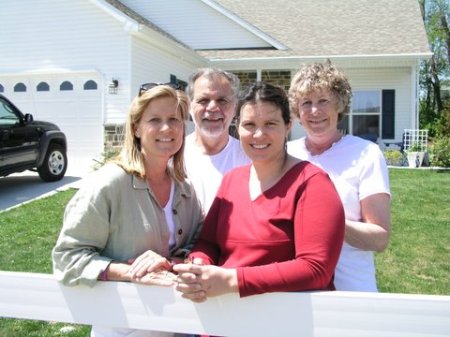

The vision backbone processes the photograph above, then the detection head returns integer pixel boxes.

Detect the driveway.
[0,157,94,212]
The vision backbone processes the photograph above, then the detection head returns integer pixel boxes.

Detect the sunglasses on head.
[138,82,184,96]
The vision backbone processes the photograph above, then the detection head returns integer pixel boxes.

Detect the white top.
[184,133,250,213]
[287,135,390,291]
[163,180,176,249]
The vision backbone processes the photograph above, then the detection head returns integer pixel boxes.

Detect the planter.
[407,151,425,168]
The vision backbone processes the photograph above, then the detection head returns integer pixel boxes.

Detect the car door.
[0,97,40,172]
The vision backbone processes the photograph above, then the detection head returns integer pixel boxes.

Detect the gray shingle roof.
[199,0,431,59]
[104,0,430,60]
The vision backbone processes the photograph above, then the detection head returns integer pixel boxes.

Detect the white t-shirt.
[287,135,390,291]
[184,133,250,213]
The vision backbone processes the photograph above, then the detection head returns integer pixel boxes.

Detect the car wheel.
[37,143,68,182]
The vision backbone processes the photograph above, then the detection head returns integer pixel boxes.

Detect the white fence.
[1,271,450,337]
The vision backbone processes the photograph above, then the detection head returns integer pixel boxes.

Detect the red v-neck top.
[189,161,345,297]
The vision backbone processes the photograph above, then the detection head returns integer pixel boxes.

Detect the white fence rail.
[1,271,450,337]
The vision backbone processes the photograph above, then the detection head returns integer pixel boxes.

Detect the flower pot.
[407,151,425,168]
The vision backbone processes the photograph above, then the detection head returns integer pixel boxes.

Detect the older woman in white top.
[287,62,391,292]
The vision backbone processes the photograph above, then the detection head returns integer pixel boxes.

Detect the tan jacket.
[52,163,204,287]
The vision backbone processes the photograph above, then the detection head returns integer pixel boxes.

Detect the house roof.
[198,0,431,61]
[101,0,431,66]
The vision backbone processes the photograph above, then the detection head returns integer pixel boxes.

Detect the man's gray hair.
[186,68,240,101]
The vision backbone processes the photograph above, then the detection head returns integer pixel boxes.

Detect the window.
[60,81,73,91]
[84,80,98,90]
[14,83,27,92]
[338,90,380,142]
[0,99,19,126]
[338,90,396,141]
[0,84,4,93]
[37,82,50,92]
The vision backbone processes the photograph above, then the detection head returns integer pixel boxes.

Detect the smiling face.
[297,89,340,138]
[189,74,236,140]
[238,101,291,164]
[133,96,184,162]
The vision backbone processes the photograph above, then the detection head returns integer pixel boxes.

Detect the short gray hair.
[186,67,240,101]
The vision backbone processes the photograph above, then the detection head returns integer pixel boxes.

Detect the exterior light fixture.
[108,79,119,94]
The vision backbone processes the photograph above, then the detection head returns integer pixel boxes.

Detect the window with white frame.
[338,90,381,142]
[338,89,396,141]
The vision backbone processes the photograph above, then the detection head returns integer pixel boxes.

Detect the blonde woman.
[53,84,203,337]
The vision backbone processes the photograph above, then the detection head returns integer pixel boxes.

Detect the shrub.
[407,142,423,152]
[430,136,450,167]
[383,149,403,166]
[92,149,120,170]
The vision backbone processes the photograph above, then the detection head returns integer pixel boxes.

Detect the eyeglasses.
[138,82,184,96]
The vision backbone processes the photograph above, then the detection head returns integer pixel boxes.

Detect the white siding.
[0,0,131,120]
[346,67,412,143]
[121,0,272,49]
[100,33,206,124]
[1,1,128,73]
[0,0,206,144]
[131,35,204,89]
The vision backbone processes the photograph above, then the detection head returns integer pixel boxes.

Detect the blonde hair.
[289,62,352,121]
[112,85,189,182]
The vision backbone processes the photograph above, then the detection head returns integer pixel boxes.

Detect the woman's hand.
[173,264,238,303]
[128,250,172,279]
[133,270,177,287]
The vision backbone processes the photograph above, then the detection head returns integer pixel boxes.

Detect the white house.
[0,0,431,164]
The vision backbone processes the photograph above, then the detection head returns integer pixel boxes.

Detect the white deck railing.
[1,271,450,337]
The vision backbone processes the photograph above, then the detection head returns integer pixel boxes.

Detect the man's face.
[189,75,236,139]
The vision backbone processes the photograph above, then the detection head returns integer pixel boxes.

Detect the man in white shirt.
[184,68,250,213]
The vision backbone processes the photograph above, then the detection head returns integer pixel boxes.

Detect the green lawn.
[375,168,450,295]
[0,168,449,336]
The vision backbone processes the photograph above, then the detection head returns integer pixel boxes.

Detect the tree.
[419,0,450,136]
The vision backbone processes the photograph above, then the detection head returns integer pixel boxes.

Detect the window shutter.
[382,90,395,139]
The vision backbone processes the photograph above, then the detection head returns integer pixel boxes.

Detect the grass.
[0,189,89,337]
[375,168,450,295]
[0,169,449,336]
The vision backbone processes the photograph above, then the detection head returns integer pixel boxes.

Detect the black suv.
[0,94,68,182]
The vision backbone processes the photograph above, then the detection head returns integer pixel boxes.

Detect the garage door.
[0,72,104,167]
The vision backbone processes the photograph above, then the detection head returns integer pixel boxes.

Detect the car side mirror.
[24,113,34,123]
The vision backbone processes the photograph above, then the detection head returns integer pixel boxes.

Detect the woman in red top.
[174,82,345,301]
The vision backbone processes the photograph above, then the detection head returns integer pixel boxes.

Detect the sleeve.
[359,144,391,200]
[52,177,112,287]
[237,171,345,297]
